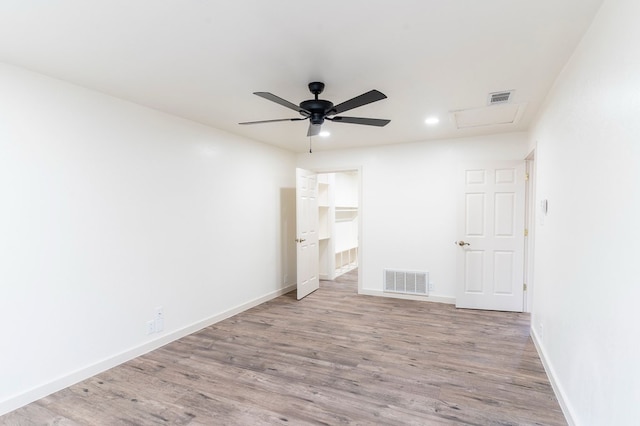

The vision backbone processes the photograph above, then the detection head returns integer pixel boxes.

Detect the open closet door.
[296,168,320,299]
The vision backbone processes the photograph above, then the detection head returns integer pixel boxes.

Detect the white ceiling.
[0,0,603,152]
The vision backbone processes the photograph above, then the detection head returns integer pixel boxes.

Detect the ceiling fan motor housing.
[299,99,334,124]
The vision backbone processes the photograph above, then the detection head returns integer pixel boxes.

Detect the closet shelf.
[335,208,358,222]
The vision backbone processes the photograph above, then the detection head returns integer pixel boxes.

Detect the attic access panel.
[451,103,526,129]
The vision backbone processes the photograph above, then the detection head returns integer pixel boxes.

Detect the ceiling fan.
[239,82,390,137]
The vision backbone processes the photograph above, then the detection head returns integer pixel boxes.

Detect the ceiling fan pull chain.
[309,136,313,154]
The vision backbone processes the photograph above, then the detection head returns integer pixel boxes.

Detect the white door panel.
[296,168,319,300]
[456,162,525,312]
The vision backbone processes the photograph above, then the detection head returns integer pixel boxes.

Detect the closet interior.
[317,171,359,280]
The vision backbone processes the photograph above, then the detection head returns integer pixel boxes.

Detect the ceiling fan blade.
[329,116,391,127]
[307,123,322,137]
[239,117,306,125]
[254,92,309,114]
[331,90,387,115]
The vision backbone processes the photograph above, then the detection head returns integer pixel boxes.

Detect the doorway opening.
[316,169,361,292]
[318,171,359,280]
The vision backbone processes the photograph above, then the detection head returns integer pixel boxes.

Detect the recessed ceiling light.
[319,131,331,137]
[425,116,440,126]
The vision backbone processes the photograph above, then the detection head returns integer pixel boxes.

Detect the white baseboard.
[359,288,456,305]
[530,327,576,426]
[0,284,296,417]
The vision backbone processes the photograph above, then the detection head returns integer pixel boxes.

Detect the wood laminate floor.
[2,270,565,425]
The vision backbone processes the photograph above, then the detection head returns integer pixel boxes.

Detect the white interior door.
[455,162,525,312]
[296,168,319,300]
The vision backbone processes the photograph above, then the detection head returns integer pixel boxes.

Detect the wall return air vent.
[384,269,428,296]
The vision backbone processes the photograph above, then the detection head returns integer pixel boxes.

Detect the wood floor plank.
[1,270,565,425]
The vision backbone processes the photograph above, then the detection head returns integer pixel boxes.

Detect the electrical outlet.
[154,306,164,332]
[428,282,435,292]
[155,318,164,333]
[147,320,155,335]
[155,306,164,319]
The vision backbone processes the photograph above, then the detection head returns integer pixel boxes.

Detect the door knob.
[455,240,470,246]
[296,238,306,243]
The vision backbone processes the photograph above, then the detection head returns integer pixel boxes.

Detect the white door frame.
[524,149,537,313]
[309,166,363,293]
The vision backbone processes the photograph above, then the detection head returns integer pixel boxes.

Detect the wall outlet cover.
[147,320,155,335]
[155,318,164,333]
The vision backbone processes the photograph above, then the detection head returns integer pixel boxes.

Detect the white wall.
[334,172,358,207]
[297,133,530,300]
[0,63,296,415]
[333,172,359,253]
[529,0,640,424]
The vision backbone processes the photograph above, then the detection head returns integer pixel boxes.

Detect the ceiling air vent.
[488,90,513,105]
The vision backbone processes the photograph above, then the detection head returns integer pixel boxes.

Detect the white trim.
[523,148,537,313]
[359,288,455,305]
[530,327,575,426]
[0,284,296,417]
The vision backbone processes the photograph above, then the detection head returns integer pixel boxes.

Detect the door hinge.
[523,283,528,291]
[524,228,529,237]
[525,172,530,181]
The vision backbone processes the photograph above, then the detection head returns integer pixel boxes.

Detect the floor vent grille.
[384,269,428,296]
